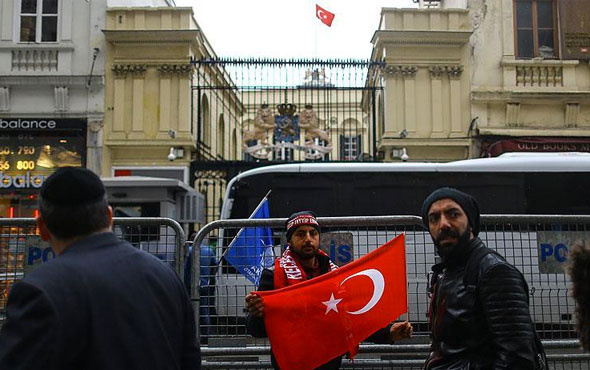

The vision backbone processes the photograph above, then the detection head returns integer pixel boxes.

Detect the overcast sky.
[174,0,418,59]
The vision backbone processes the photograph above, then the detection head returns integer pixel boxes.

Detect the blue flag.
[225,198,274,285]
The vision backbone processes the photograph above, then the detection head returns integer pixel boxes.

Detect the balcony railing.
[515,65,563,87]
[11,49,58,72]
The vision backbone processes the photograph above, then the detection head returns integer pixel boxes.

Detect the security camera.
[167,147,176,161]
[399,129,408,139]
[168,129,176,139]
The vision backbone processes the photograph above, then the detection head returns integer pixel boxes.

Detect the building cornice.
[501,58,579,67]
[478,128,590,137]
[472,89,590,102]
[102,30,199,43]
[0,42,75,50]
[0,75,103,87]
[371,30,472,46]
[379,137,471,146]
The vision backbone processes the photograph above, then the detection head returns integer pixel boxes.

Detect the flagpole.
[313,2,318,58]
[219,189,272,264]
[248,189,272,218]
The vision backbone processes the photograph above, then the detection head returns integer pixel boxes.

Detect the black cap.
[421,187,480,236]
[286,211,320,240]
[40,167,105,206]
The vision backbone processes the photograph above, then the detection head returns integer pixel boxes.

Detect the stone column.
[129,65,147,140]
[0,87,9,111]
[86,118,104,174]
[401,66,419,134]
[447,65,464,136]
[429,66,445,138]
[111,64,129,140]
[157,64,173,139]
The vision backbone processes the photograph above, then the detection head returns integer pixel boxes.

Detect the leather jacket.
[425,237,538,370]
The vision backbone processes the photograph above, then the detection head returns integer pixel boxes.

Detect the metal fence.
[0,217,186,325]
[193,215,590,369]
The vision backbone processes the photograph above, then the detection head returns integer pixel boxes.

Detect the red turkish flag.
[256,235,407,370]
[316,4,335,27]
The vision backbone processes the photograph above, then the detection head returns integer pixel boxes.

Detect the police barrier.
[193,215,590,369]
[0,217,186,327]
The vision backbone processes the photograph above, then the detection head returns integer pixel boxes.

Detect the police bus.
[215,153,590,337]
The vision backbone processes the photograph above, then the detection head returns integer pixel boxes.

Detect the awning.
[481,137,590,157]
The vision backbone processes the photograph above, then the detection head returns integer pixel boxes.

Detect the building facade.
[0,0,177,219]
[0,0,108,217]
[371,0,590,161]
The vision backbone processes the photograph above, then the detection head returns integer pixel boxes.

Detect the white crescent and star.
[317,10,327,20]
[321,268,385,315]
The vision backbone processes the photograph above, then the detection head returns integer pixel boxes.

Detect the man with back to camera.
[422,187,546,369]
[245,210,412,370]
[0,167,200,370]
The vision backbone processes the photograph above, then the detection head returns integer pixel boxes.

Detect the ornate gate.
[190,58,384,223]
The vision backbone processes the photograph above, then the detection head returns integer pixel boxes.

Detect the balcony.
[11,49,58,72]
[501,59,580,91]
[515,65,562,87]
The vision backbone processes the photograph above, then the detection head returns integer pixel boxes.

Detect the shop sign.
[559,0,590,60]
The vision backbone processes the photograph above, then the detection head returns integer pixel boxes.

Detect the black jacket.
[426,237,538,370]
[0,232,200,370]
[246,253,342,370]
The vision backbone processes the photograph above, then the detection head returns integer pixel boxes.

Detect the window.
[217,114,225,158]
[20,0,58,43]
[340,135,361,160]
[514,0,558,58]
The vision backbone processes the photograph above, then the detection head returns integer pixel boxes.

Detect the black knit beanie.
[421,187,480,237]
[285,211,320,241]
[40,167,105,206]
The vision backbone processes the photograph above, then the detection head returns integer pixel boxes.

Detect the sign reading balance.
[0,118,85,189]
[258,234,407,370]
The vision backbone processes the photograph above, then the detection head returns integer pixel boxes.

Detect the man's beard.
[291,243,316,260]
[434,226,472,259]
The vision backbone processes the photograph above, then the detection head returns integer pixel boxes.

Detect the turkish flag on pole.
[316,4,335,27]
[256,234,407,370]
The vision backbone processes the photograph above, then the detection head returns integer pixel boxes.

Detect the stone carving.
[88,119,104,133]
[384,65,418,77]
[242,103,333,160]
[243,104,275,145]
[274,103,299,142]
[111,64,147,77]
[157,64,193,75]
[446,65,464,78]
[299,104,331,146]
[429,66,446,78]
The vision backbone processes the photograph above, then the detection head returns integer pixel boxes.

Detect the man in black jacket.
[245,210,412,370]
[422,187,544,370]
[0,167,200,370]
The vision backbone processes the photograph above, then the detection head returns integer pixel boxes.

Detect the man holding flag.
[245,211,412,370]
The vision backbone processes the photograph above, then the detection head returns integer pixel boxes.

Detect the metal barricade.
[0,217,186,327]
[193,215,590,369]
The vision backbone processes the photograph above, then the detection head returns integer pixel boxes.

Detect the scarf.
[274,247,338,289]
